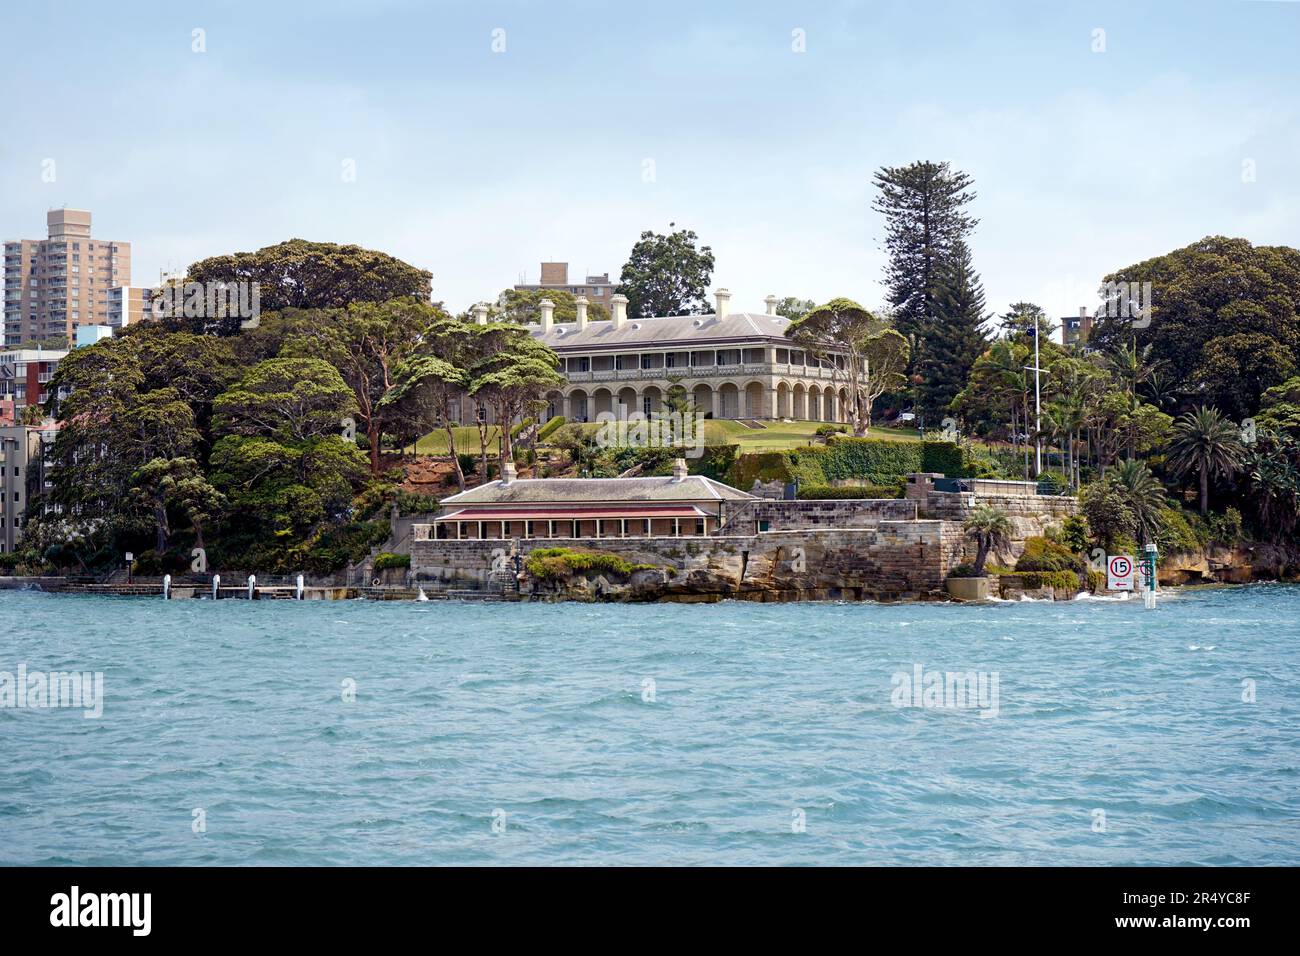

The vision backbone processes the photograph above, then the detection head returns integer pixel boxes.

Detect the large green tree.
[1089,237,1300,416]
[786,298,910,436]
[616,225,715,317]
[184,238,433,326]
[872,161,979,346]
[917,239,990,418]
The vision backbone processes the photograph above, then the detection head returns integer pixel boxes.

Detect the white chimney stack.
[539,297,555,332]
[765,294,778,316]
[471,302,489,325]
[501,460,517,484]
[574,295,588,330]
[671,458,688,482]
[611,293,628,329]
[714,288,731,319]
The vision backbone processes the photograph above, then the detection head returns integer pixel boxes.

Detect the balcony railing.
[561,361,841,384]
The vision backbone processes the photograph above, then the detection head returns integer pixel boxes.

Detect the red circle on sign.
[1109,556,1131,576]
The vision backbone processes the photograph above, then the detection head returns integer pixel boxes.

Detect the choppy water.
[1,585,1297,865]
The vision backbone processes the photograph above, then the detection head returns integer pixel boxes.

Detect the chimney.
[671,458,688,482]
[501,460,517,484]
[764,294,778,316]
[471,302,489,325]
[539,298,555,332]
[574,295,588,330]
[611,293,628,328]
[714,288,731,319]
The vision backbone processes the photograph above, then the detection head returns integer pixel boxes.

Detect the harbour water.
[2,586,1297,865]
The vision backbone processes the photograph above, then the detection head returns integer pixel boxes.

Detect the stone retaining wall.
[745,498,918,532]
[410,520,962,600]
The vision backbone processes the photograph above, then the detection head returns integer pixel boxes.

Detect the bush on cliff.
[372,552,411,571]
[1015,536,1084,573]
[1001,569,1081,591]
[524,547,657,582]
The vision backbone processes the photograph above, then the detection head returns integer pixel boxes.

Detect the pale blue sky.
[2,0,1296,318]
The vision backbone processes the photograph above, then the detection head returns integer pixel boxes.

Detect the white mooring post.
[1144,543,1158,610]
[296,574,305,600]
[163,574,171,600]
[247,574,256,600]
[212,574,220,600]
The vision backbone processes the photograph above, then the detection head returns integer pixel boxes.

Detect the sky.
[2,0,1297,320]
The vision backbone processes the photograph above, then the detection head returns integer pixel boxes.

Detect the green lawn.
[412,419,927,456]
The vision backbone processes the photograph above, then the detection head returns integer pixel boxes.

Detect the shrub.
[796,482,905,499]
[457,453,478,476]
[1015,535,1084,573]
[814,424,848,438]
[727,439,963,488]
[1208,507,1244,546]
[1156,506,1204,555]
[537,416,566,442]
[372,552,411,571]
[948,563,982,578]
[1053,514,1090,554]
[524,547,657,581]
[1002,570,1080,591]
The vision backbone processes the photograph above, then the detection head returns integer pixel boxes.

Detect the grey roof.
[440,475,755,506]
[530,311,792,351]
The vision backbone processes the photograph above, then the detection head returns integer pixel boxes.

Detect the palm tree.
[1112,459,1167,545]
[1166,405,1245,515]
[963,505,1013,576]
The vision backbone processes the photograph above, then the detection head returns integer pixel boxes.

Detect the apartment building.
[513,261,616,307]
[0,349,68,418]
[107,285,158,328]
[1062,306,1094,349]
[0,424,56,552]
[3,209,131,346]
[457,289,855,425]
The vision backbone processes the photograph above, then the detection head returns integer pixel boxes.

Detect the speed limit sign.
[1107,555,1135,591]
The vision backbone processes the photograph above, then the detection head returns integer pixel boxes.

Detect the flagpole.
[1033,312,1042,476]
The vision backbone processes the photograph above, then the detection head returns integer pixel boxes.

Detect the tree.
[918,239,990,418]
[282,298,443,474]
[184,238,433,328]
[469,329,565,465]
[213,358,358,443]
[1242,431,1300,541]
[1089,237,1300,415]
[872,161,979,347]
[616,225,715,317]
[1166,406,1245,515]
[1111,460,1166,546]
[999,302,1056,341]
[129,457,224,553]
[963,505,1011,576]
[495,288,610,324]
[1080,481,1137,551]
[382,316,480,492]
[786,298,910,436]
[1189,332,1296,422]
[774,297,817,321]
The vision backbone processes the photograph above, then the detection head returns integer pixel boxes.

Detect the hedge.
[524,547,657,581]
[796,482,905,500]
[373,552,411,571]
[537,416,567,441]
[726,439,963,489]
